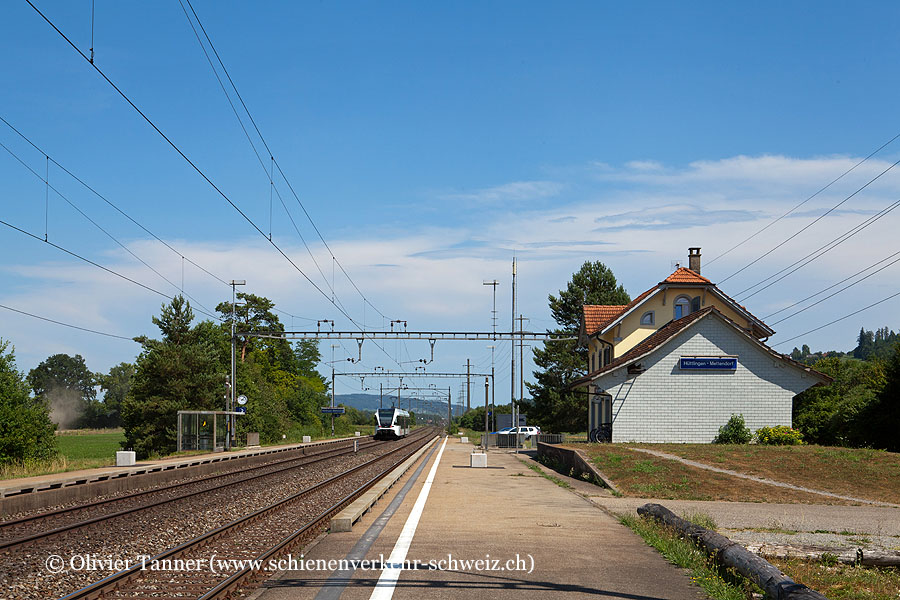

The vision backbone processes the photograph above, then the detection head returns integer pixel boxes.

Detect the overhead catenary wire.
[0,137,221,321]
[764,249,900,324]
[707,131,900,268]
[1,218,218,321]
[1,114,319,326]
[772,290,900,348]
[25,0,404,367]
[0,303,134,341]
[179,0,390,323]
[716,154,900,285]
[734,197,900,302]
[174,0,344,310]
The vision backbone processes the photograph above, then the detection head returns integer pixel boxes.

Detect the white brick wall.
[593,315,820,443]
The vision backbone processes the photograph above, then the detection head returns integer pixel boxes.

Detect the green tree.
[0,341,57,464]
[458,403,512,431]
[792,356,885,446]
[862,341,900,451]
[853,327,875,360]
[526,261,630,433]
[122,296,224,458]
[27,353,97,429]
[92,362,135,428]
[216,292,285,364]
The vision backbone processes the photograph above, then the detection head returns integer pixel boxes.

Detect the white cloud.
[441,180,564,205]
[6,153,900,380]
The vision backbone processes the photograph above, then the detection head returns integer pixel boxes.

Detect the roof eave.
[598,288,661,336]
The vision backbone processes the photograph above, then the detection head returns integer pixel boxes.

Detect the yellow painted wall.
[595,287,753,357]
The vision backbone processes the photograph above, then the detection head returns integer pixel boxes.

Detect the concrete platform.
[253,437,708,600]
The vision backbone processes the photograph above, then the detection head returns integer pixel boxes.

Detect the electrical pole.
[466,358,471,413]
[510,257,516,425]
[483,376,489,450]
[447,387,451,433]
[379,382,383,409]
[330,344,338,438]
[483,278,499,338]
[229,280,245,450]
[487,345,496,432]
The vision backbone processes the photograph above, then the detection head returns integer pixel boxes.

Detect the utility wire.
[707,132,900,268]
[2,114,317,326]
[181,0,390,323]
[0,218,201,311]
[772,290,900,348]
[764,249,900,324]
[175,0,343,307]
[0,138,221,321]
[25,0,390,349]
[0,303,134,341]
[735,197,900,302]
[717,155,900,285]
[0,115,229,285]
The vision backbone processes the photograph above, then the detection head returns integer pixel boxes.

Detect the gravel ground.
[520,452,900,557]
[590,497,900,554]
[0,436,421,600]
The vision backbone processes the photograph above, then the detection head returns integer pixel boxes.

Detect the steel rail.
[56,429,436,600]
[2,436,375,530]
[199,439,430,599]
[0,436,379,552]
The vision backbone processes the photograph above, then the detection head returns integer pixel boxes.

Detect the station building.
[571,248,830,443]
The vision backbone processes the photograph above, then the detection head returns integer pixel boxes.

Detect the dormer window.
[640,311,655,326]
[674,296,691,319]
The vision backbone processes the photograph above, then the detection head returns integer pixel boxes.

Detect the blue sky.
[3,1,900,402]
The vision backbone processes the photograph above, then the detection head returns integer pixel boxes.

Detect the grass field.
[768,557,900,600]
[628,444,900,504]
[0,429,126,479]
[623,513,900,600]
[55,429,126,461]
[580,444,870,504]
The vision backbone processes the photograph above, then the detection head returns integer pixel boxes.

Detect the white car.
[509,426,541,439]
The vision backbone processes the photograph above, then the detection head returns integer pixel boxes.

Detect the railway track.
[0,436,381,550]
[2,428,437,600]
[59,428,437,600]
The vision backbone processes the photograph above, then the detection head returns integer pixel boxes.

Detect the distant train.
[375,407,411,439]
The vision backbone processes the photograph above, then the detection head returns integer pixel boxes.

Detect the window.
[691,296,701,312]
[603,345,611,366]
[674,295,691,319]
[591,352,595,372]
[640,311,655,326]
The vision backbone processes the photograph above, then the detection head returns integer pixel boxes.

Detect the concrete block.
[116,451,136,467]
[460,436,469,443]
[302,435,311,443]
[246,432,260,447]
[470,452,487,468]
[355,431,361,437]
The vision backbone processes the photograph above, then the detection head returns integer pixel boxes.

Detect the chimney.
[688,247,701,274]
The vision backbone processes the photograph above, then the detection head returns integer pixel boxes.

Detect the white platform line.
[369,436,448,600]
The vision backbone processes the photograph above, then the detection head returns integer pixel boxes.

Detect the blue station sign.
[320,406,346,415]
[679,357,737,370]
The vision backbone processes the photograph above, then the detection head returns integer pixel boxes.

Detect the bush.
[713,414,752,444]
[755,425,803,445]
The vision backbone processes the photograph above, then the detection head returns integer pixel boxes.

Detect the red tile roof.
[583,305,628,334]
[663,267,711,284]
[570,307,830,388]
[592,307,714,377]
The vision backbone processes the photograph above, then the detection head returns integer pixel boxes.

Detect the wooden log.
[746,544,900,568]
[637,503,829,600]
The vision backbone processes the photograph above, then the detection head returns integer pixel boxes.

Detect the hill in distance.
[335,393,465,415]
